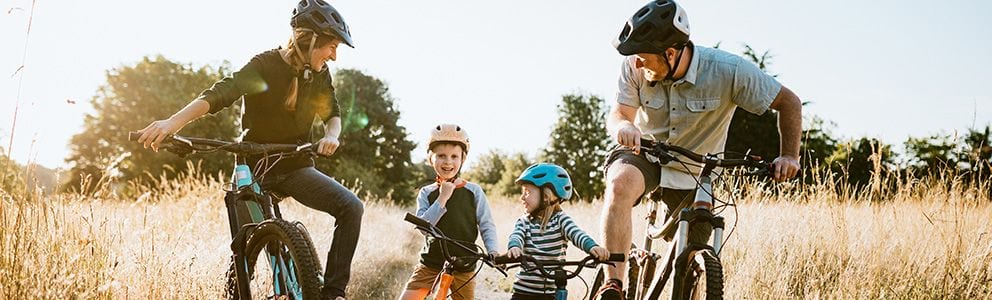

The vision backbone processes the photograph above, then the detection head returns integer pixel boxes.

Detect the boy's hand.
[438,181,456,205]
[589,246,609,261]
[507,247,523,259]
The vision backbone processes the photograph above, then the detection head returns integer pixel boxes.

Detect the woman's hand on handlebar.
[771,155,800,182]
[138,119,183,151]
[615,122,642,154]
[316,136,340,156]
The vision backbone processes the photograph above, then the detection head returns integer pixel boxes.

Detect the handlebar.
[638,138,771,176]
[128,131,317,157]
[403,213,506,276]
[492,253,625,280]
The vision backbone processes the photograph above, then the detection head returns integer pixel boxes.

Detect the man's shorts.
[605,147,711,243]
[604,146,662,205]
[403,263,475,300]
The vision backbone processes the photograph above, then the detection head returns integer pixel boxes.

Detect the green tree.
[827,138,895,188]
[725,44,781,160]
[63,56,239,194]
[0,150,26,199]
[958,125,991,183]
[463,149,507,193]
[904,133,959,176]
[541,93,610,202]
[314,69,417,204]
[800,116,839,180]
[494,152,533,197]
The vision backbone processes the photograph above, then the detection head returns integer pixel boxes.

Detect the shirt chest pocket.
[638,88,667,110]
[685,98,721,112]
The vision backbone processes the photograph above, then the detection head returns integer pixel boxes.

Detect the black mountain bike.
[591,139,770,300]
[128,132,324,299]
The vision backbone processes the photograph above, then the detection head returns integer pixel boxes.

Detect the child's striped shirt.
[507,210,598,295]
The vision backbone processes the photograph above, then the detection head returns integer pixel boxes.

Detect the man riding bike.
[595,1,802,299]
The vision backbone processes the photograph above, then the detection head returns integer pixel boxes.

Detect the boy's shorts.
[403,264,476,300]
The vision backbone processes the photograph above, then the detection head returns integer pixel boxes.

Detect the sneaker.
[595,278,625,300]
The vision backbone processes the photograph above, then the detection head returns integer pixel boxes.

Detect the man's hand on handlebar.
[771,155,800,182]
[615,122,643,155]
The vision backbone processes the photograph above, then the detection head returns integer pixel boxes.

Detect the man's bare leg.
[601,163,646,283]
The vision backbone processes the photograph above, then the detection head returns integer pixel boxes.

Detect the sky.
[2,0,991,170]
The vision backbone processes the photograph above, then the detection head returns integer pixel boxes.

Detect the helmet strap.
[664,41,692,81]
[291,29,320,81]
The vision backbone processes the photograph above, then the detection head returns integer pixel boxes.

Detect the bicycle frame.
[630,139,768,300]
[227,157,305,299]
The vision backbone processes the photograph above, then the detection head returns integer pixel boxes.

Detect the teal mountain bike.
[129,132,324,300]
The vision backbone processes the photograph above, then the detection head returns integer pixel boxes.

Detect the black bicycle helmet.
[291,0,354,48]
[614,0,690,55]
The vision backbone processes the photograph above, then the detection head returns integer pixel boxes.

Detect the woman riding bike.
[136,1,362,299]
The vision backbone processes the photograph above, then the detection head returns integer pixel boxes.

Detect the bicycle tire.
[589,265,606,299]
[672,249,723,300]
[589,243,644,300]
[230,219,324,299]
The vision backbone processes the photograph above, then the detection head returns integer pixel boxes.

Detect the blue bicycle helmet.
[515,163,573,201]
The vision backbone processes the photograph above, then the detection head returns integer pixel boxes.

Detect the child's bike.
[128,132,325,300]
[494,253,626,300]
[403,213,507,300]
[591,139,770,300]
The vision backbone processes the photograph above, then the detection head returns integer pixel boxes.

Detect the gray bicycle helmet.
[614,0,690,55]
[291,0,354,48]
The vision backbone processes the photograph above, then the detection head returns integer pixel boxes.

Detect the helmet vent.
[619,25,632,40]
[312,12,328,24]
[635,7,650,19]
[436,125,442,130]
[456,126,462,131]
[564,186,572,191]
[532,173,547,179]
[557,174,568,178]
[299,0,309,8]
[315,0,328,6]
[634,23,656,40]
[659,11,671,20]
[331,12,342,23]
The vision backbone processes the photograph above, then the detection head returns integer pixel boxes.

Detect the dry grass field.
[2,170,990,299]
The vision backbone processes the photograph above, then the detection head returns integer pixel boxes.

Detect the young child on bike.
[399,124,501,300]
[506,163,610,300]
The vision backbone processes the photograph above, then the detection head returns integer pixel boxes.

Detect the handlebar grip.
[128,131,141,142]
[404,213,432,229]
[607,253,626,262]
[492,254,517,265]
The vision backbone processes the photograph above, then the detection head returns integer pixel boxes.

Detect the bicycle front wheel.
[233,219,324,300]
[672,249,723,300]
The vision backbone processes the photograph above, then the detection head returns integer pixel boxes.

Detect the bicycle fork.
[674,176,726,260]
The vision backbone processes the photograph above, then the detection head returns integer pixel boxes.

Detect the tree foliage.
[63,56,238,194]
[0,150,25,199]
[827,138,895,187]
[493,152,534,197]
[314,69,417,204]
[463,149,507,194]
[541,93,610,202]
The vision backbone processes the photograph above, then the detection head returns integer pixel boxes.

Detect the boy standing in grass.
[399,124,500,300]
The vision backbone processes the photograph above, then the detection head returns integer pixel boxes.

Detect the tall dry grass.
[2,167,990,299]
